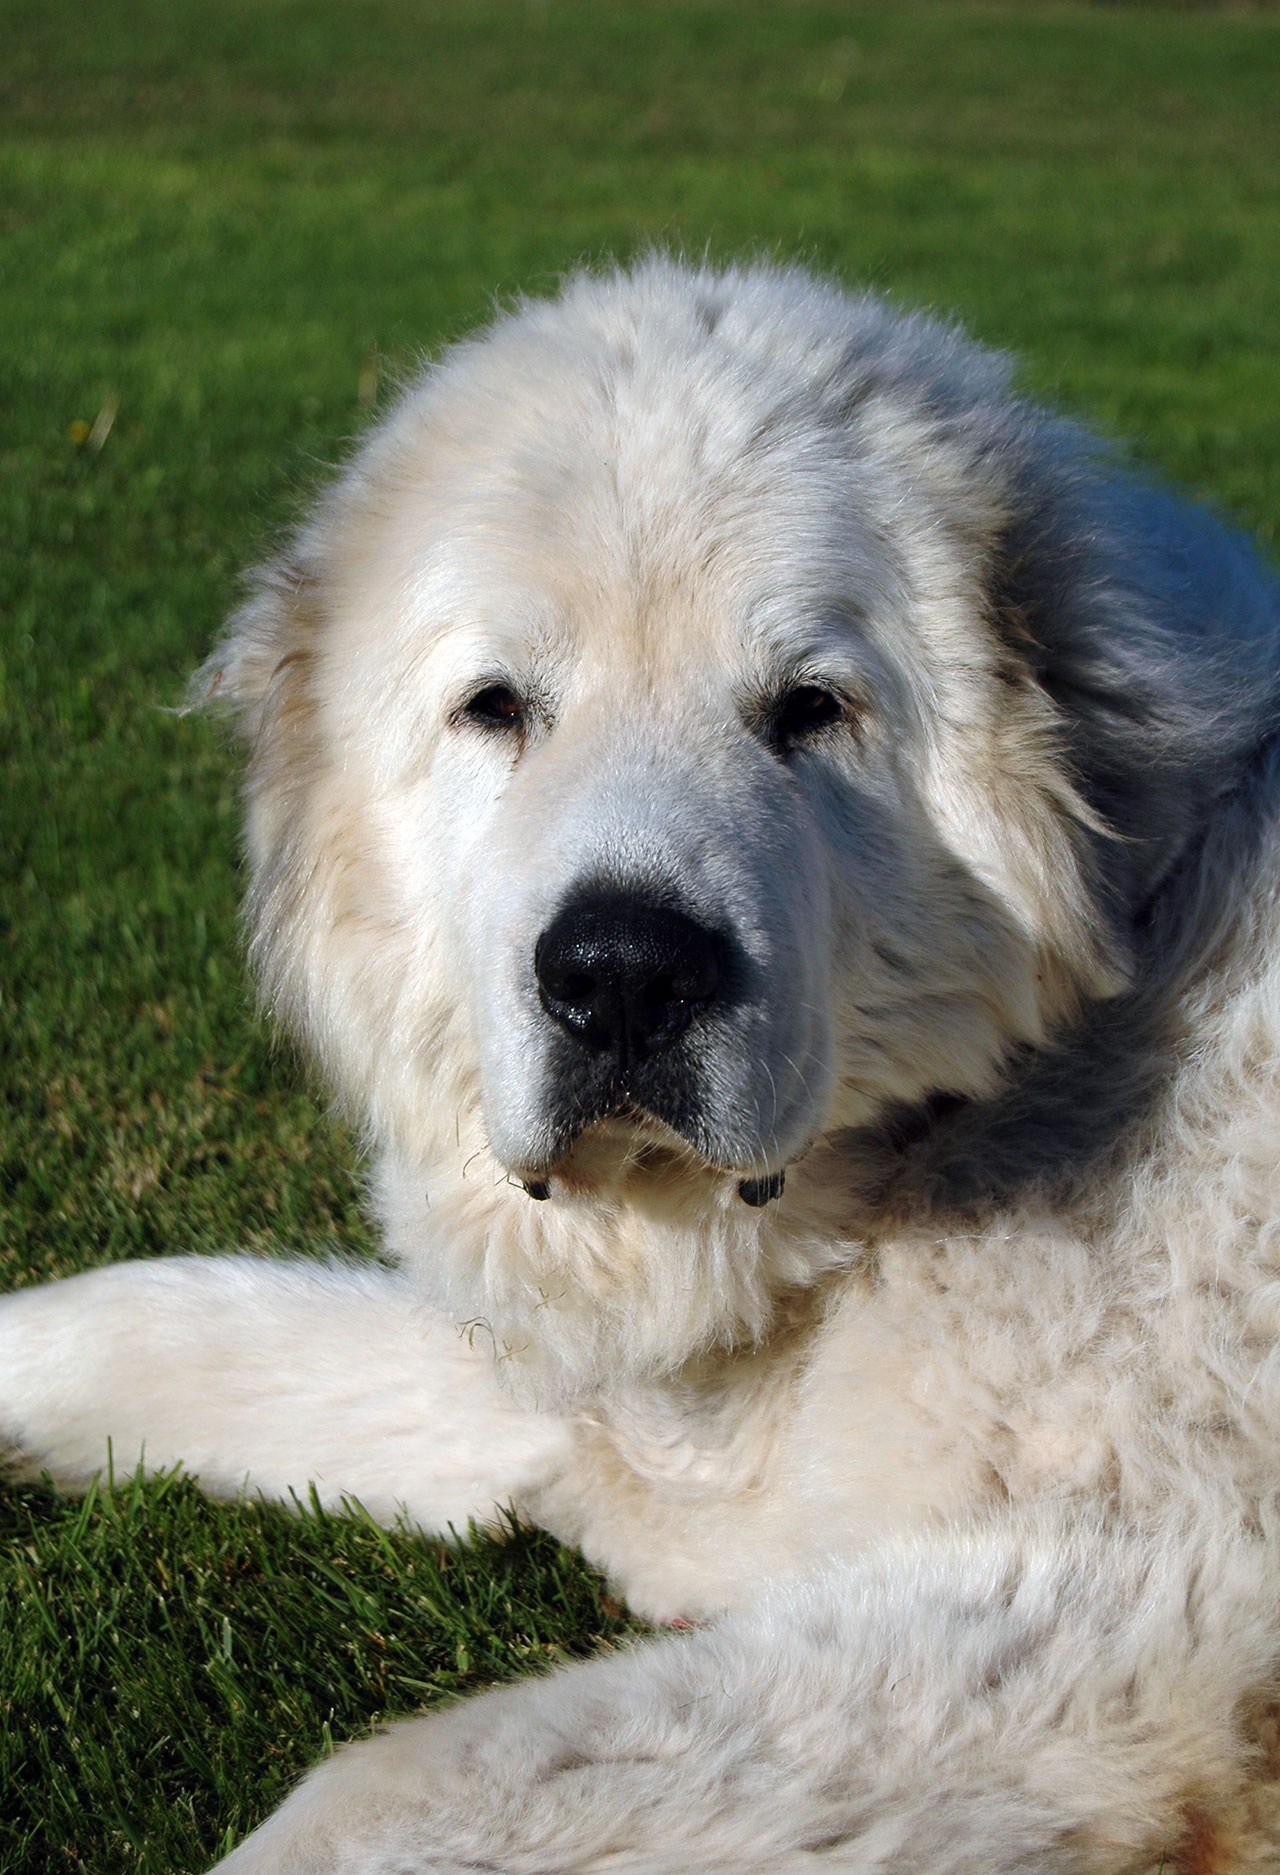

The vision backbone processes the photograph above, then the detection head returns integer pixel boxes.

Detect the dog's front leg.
[0,1255,572,1531]
[210,1510,1277,1875]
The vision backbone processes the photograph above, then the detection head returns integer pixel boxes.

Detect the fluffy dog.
[5,258,1280,1872]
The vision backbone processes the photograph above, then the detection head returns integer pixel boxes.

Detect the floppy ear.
[187,552,318,743]
[991,455,1280,980]
[186,549,332,902]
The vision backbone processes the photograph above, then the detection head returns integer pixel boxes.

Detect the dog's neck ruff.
[373,1145,848,1406]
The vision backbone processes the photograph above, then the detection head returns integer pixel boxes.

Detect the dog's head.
[208,260,1266,1392]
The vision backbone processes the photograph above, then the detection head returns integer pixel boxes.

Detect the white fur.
[5,258,1280,1870]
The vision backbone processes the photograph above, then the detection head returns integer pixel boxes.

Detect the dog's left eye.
[767,684,848,755]
[459,684,526,732]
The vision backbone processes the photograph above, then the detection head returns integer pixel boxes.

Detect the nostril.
[668,959,720,1002]
[534,890,726,1064]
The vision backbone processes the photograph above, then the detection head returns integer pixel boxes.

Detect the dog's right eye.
[459,684,526,732]
[760,683,852,758]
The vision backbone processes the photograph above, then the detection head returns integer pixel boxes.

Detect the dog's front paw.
[211,1805,379,1875]
[0,1268,167,1489]
[208,1723,471,1875]
[211,1789,466,1875]
[0,1281,84,1483]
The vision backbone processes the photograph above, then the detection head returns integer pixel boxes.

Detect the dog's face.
[211,264,1126,1386]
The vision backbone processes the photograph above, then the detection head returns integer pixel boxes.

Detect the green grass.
[0,1475,631,1870]
[2,1,1279,1868]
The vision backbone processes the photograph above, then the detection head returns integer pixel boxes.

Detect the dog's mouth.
[515,1107,788,1208]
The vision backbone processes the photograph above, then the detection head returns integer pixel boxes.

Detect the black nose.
[535,892,725,1068]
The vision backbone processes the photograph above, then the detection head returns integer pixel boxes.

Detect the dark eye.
[460,684,526,732]
[767,684,847,755]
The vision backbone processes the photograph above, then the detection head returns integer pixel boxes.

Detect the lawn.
[2,1,1279,1867]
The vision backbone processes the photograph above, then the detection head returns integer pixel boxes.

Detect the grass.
[2,1,1279,1867]
[0,1474,630,1869]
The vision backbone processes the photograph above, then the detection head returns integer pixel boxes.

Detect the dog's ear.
[186,552,317,743]
[993,462,1280,975]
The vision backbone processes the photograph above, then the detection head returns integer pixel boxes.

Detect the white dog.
[5,258,1280,1872]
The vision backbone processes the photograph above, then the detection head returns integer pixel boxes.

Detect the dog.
[5,257,1280,1872]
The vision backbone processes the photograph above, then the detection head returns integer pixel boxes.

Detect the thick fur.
[5,258,1280,1871]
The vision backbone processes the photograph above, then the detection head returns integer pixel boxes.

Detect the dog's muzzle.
[523,888,785,1205]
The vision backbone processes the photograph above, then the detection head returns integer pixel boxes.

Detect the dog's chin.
[575,1111,709,1177]
[513,1111,715,1199]
[508,1109,801,1212]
